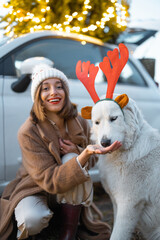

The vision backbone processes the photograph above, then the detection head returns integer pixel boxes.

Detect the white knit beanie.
[31,64,69,102]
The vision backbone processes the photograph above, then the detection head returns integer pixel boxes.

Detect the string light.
[64,21,69,25]
[6,26,11,33]
[65,26,71,32]
[2,0,128,37]
[84,0,90,5]
[78,17,83,21]
[82,11,88,15]
[85,5,91,9]
[72,12,78,17]
[30,27,34,33]
[107,7,114,14]
[82,28,88,32]
[32,17,40,23]
[81,40,86,45]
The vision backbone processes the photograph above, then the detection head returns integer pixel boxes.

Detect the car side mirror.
[11,74,31,92]
[11,57,54,93]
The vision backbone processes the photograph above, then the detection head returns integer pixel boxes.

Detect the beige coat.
[0,115,110,240]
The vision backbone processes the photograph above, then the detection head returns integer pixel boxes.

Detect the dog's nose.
[101,137,111,147]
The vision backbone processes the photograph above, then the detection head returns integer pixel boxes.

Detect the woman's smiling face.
[40,78,65,114]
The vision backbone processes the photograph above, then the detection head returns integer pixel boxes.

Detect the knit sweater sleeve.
[18,124,89,195]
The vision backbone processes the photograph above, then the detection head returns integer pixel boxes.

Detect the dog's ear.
[81,106,92,119]
[115,94,129,109]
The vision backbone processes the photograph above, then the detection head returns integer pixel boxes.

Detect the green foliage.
[0,0,130,42]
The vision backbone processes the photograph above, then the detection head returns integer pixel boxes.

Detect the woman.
[0,64,121,240]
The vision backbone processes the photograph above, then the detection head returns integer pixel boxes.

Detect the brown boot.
[59,203,81,240]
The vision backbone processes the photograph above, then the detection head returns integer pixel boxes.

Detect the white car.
[1,31,160,195]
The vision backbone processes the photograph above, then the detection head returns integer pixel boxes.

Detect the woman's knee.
[23,208,53,235]
[15,195,53,236]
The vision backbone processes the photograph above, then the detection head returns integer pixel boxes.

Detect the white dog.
[91,97,160,240]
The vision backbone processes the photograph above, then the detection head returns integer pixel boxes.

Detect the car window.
[102,47,147,87]
[12,38,103,79]
[118,61,147,86]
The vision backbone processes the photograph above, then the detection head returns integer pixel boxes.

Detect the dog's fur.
[91,97,160,240]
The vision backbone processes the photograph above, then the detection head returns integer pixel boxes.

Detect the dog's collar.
[96,98,124,115]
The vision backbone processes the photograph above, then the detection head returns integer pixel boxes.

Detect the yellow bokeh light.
[68,16,73,22]
[78,17,83,21]
[30,27,34,33]
[6,26,11,32]
[72,12,78,17]
[120,20,127,26]
[88,24,97,31]
[81,40,86,45]
[65,26,71,32]
[121,10,126,16]
[32,17,40,23]
[2,0,128,38]
[64,21,69,25]
[108,13,115,18]
[82,28,88,32]
[19,17,24,22]
[107,7,114,14]
[85,5,91,9]
[45,25,51,29]
[37,25,42,29]
[84,0,90,5]
[72,26,80,32]
[83,11,88,15]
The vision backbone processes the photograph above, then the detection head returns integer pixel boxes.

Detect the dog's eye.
[110,116,118,122]
[95,120,100,125]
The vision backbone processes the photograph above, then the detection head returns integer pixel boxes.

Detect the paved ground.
[9,182,145,240]
[93,182,145,240]
[42,182,145,240]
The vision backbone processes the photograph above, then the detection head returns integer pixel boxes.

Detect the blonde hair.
[30,80,78,123]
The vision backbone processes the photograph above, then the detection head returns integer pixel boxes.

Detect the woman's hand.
[59,138,79,155]
[78,141,122,167]
[87,141,122,155]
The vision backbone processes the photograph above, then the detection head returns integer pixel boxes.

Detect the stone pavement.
[93,182,145,240]
[9,182,145,240]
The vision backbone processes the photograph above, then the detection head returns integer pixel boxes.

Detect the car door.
[0,74,5,184]
[3,75,32,181]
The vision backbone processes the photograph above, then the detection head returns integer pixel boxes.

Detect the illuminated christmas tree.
[0,0,130,42]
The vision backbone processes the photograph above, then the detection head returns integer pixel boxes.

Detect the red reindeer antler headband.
[76,43,129,119]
